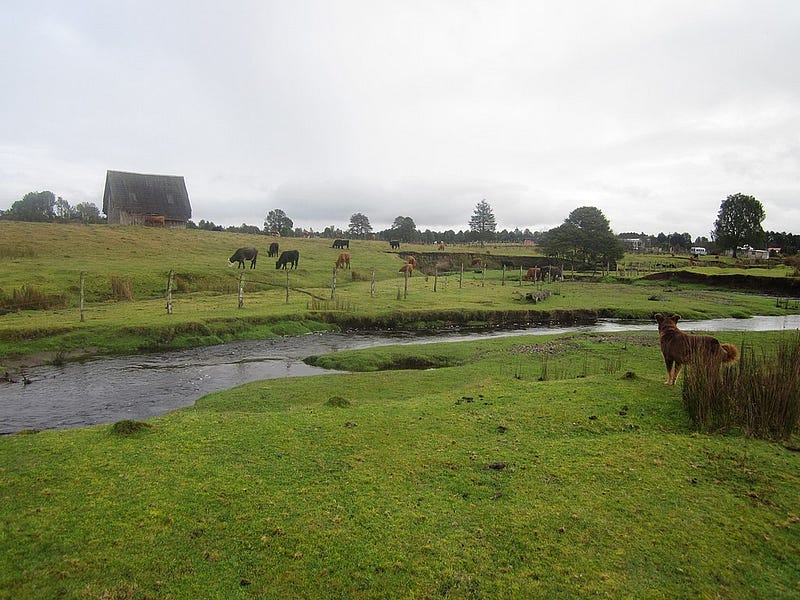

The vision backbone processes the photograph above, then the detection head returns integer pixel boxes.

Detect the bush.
[682,336,800,440]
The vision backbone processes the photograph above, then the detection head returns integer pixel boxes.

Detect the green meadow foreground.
[1,223,799,597]
[1,332,799,599]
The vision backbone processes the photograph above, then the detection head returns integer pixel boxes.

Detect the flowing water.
[2,315,799,433]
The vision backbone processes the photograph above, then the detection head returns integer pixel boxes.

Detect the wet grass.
[1,331,798,598]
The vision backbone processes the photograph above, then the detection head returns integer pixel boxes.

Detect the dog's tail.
[720,343,739,365]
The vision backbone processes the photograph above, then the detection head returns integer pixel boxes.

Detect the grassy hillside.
[0,222,796,367]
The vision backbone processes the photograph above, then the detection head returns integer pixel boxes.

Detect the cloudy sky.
[2,1,798,238]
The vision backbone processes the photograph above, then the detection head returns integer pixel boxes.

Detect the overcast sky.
[2,1,798,239]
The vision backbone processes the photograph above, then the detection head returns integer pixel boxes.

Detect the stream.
[2,315,799,433]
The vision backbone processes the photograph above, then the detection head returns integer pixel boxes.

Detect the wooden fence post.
[238,271,245,308]
[403,267,409,299]
[481,266,486,287]
[502,265,506,286]
[370,268,376,297]
[434,268,438,292]
[459,263,464,288]
[519,266,523,287]
[285,270,290,304]
[166,269,173,314]
[331,267,337,301]
[79,271,85,322]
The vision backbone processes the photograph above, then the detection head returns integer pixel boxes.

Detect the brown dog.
[654,313,739,385]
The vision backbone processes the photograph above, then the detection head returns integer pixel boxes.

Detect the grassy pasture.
[1,222,797,367]
[1,331,798,598]
[1,223,799,597]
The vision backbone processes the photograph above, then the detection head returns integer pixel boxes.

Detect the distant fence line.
[2,263,564,320]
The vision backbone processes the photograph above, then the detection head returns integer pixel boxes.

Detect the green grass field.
[1,222,796,367]
[1,223,799,598]
[1,331,798,598]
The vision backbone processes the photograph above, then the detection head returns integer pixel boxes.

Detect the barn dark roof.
[103,170,192,221]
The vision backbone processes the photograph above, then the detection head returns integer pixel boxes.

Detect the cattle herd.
[227,240,562,282]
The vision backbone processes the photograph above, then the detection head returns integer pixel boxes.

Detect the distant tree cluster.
[539,206,625,267]
[6,191,793,260]
[0,191,103,224]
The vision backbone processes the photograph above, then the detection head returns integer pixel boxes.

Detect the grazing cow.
[276,249,299,270]
[268,242,279,257]
[335,252,350,269]
[398,263,414,276]
[543,265,562,281]
[406,255,417,269]
[390,240,400,250]
[229,247,258,269]
[524,267,541,281]
[332,239,350,249]
[437,242,446,251]
[470,257,483,267]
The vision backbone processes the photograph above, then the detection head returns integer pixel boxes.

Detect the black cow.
[332,239,350,249]
[268,242,279,257]
[390,239,400,249]
[229,247,258,269]
[276,249,299,270]
[543,265,562,281]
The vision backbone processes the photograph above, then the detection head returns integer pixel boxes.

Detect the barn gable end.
[103,170,192,227]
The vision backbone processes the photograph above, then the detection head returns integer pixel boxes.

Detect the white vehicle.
[690,247,708,255]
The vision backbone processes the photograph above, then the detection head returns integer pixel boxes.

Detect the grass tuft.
[109,420,152,435]
[325,396,351,407]
[110,276,134,301]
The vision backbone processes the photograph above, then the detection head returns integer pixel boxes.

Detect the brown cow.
[437,242,445,251]
[524,267,541,281]
[335,252,350,269]
[406,255,417,268]
[398,263,414,276]
[470,257,483,267]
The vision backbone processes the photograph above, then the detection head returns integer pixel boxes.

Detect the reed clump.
[110,276,134,301]
[1,286,67,311]
[682,335,800,439]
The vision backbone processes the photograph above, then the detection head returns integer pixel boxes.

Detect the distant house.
[102,170,192,227]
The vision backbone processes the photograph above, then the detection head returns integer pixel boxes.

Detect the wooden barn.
[102,170,192,227]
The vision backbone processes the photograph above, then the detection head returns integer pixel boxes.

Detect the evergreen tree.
[469,199,496,245]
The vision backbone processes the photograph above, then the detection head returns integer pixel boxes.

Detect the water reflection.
[2,315,799,433]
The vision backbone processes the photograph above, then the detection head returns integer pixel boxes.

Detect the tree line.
[4,190,795,259]
[0,191,104,224]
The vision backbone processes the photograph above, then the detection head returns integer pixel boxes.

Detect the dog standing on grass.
[654,313,740,385]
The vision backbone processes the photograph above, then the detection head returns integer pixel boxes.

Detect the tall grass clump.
[110,275,134,301]
[1,286,67,311]
[682,335,800,439]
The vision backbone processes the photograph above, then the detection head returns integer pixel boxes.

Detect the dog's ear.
[673,314,681,322]
[654,313,663,322]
